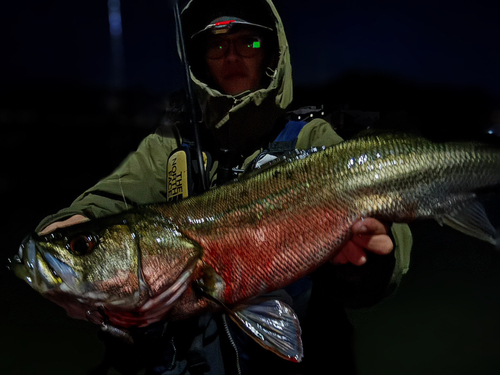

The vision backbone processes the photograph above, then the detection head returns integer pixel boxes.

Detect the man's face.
[204,29,266,96]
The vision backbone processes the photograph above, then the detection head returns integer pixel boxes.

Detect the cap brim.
[191,19,273,39]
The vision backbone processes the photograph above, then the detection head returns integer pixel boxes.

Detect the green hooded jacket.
[36,0,411,306]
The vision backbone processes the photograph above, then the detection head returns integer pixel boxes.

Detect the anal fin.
[230,299,303,363]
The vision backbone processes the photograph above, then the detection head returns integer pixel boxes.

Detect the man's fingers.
[331,241,367,266]
[351,234,393,255]
[351,218,389,236]
[332,218,394,266]
[350,218,393,255]
[38,215,89,236]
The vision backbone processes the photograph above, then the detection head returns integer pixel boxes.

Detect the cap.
[191,16,273,39]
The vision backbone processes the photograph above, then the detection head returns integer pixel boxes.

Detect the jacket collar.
[181,0,293,152]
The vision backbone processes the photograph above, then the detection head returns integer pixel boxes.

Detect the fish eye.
[67,234,96,256]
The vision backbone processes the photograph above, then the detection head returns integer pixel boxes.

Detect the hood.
[180,0,293,152]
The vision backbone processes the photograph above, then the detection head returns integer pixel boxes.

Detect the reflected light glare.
[108,0,123,37]
[108,0,121,11]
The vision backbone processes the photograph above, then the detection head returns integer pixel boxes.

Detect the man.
[38,1,411,374]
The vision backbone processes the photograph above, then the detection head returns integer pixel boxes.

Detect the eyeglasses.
[205,35,263,60]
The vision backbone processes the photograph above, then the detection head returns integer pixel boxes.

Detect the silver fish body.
[10,133,500,361]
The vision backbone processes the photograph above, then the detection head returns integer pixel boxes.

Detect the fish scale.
[154,134,500,307]
[10,133,500,361]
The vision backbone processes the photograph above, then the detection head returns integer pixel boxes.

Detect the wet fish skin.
[12,214,206,325]
[10,133,500,334]
[163,134,500,309]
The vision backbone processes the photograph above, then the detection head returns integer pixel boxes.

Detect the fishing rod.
[173,0,208,193]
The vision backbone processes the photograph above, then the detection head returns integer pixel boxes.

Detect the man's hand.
[38,215,89,236]
[331,218,393,266]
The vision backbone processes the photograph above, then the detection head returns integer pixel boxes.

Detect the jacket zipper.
[222,314,242,375]
[231,92,250,109]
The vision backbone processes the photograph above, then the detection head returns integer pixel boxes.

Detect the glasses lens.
[205,36,262,59]
[206,39,227,59]
[236,36,262,57]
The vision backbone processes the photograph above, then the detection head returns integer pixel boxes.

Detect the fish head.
[10,218,143,321]
[10,213,204,327]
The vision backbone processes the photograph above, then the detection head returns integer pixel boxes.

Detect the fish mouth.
[10,235,141,326]
[9,234,77,294]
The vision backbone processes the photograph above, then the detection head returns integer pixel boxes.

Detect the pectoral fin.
[437,198,496,245]
[230,299,303,363]
[195,266,303,362]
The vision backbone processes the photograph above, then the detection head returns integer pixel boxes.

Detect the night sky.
[2,1,500,374]
[2,0,500,97]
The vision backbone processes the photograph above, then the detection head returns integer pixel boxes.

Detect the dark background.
[2,0,500,374]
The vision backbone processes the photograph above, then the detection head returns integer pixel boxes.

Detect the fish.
[9,133,500,362]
